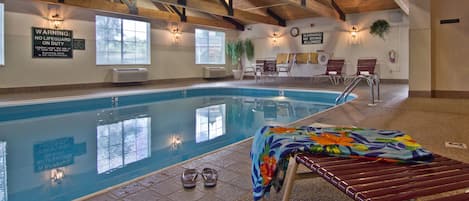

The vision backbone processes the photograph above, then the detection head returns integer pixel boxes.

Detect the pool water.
[0,87,354,201]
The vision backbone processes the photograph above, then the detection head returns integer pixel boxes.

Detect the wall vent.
[112,68,148,83]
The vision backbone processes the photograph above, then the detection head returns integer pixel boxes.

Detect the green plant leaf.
[370,19,390,39]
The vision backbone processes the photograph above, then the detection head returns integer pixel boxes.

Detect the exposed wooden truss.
[151,0,283,26]
[334,0,399,14]
[35,0,401,31]
[394,0,409,15]
[279,0,342,21]
[36,0,238,30]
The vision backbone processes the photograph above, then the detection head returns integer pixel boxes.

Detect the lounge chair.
[276,53,295,76]
[252,59,271,82]
[343,58,378,85]
[294,53,309,65]
[241,63,256,81]
[263,59,277,77]
[314,59,345,85]
[309,52,319,64]
[282,153,469,201]
[356,58,377,76]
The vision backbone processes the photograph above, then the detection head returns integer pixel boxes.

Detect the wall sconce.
[170,25,182,44]
[272,32,279,47]
[51,168,65,184]
[351,26,358,38]
[350,25,359,45]
[48,4,64,29]
[170,135,182,150]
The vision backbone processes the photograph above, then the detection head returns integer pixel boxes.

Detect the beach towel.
[250,126,433,201]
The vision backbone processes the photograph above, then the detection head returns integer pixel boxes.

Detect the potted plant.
[244,39,255,62]
[370,19,390,39]
[226,39,254,79]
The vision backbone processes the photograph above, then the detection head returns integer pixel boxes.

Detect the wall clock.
[290,27,300,37]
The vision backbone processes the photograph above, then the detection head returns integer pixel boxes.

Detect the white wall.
[239,9,409,79]
[0,0,238,88]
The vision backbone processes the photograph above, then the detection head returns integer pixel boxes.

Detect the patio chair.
[294,53,309,65]
[241,63,256,80]
[263,59,277,76]
[276,53,295,76]
[312,59,345,85]
[343,58,378,85]
[251,59,267,82]
[356,58,377,76]
[282,153,469,201]
[309,52,319,64]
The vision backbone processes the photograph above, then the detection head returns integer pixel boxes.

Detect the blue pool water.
[0,87,354,201]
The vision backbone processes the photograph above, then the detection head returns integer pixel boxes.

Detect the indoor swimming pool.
[0,87,355,201]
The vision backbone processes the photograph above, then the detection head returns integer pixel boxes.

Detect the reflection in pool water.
[196,104,226,143]
[0,88,346,201]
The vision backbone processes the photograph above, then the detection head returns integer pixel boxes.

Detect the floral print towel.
[250,126,433,201]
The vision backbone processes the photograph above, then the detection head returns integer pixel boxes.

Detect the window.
[0,142,6,201]
[0,3,4,65]
[97,116,151,174]
[195,104,226,143]
[96,15,150,65]
[195,29,225,64]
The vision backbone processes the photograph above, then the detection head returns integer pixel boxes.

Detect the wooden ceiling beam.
[266,8,286,27]
[331,0,346,21]
[280,0,342,21]
[219,0,234,16]
[152,0,283,26]
[394,0,409,15]
[222,16,244,31]
[170,5,187,22]
[36,0,238,30]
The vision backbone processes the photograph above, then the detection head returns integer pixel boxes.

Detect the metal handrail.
[335,74,380,106]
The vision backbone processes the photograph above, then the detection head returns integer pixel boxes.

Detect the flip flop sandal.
[181,169,198,188]
[201,168,218,187]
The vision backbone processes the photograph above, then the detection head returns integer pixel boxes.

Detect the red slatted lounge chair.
[282,153,469,201]
[315,59,345,85]
[357,58,377,76]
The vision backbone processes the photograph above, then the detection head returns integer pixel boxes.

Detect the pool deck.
[1,78,469,201]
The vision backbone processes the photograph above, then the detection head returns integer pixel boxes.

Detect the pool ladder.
[335,75,381,106]
[111,97,119,107]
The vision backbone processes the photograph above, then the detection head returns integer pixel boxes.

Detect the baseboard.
[0,78,209,94]
[408,90,432,97]
[408,90,469,98]
[432,90,469,99]
[380,79,409,84]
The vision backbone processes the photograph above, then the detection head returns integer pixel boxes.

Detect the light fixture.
[272,32,279,46]
[48,4,64,29]
[170,25,182,44]
[51,168,65,184]
[170,135,182,150]
[351,25,358,39]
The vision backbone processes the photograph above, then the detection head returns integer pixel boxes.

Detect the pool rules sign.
[32,27,73,58]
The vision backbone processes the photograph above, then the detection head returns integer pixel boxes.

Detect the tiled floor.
[2,78,469,201]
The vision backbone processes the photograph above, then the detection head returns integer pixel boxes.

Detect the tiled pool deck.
[1,78,468,201]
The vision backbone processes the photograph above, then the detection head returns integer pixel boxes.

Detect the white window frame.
[0,141,6,201]
[95,15,151,65]
[195,29,226,65]
[195,104,226,143]
[97,116,151,174]
[0,3,4,66]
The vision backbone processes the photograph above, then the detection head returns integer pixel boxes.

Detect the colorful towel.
[250,126,433,201]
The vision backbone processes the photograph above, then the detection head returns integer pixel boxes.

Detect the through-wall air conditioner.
[112,68,148,83]
[203,67,226,78]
